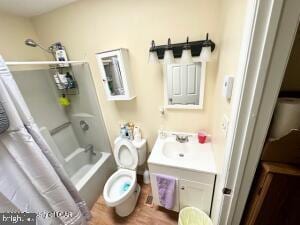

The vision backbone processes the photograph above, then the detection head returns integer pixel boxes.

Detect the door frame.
[215,0,300,224]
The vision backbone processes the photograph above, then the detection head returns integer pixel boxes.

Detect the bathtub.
[63,148,115,208]
[40,126,115,208]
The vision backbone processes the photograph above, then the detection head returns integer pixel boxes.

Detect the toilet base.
[115,184,141,217]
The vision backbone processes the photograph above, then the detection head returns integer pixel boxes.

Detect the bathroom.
[1,0,299,225]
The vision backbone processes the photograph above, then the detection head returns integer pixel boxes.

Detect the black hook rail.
[149,33,215,59]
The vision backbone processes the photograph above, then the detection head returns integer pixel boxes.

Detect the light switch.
[221,115,229,136]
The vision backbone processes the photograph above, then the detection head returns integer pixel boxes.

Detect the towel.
[156,174,176,209]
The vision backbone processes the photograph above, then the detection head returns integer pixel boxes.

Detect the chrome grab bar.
[50,122,71,135]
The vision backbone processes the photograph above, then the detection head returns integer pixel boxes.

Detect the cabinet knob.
[181,186,185,190]
[102,79,106,82]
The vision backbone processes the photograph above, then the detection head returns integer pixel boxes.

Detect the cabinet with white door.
[96,48,135,101]
[148,163,216,215]
[179,179,214,214]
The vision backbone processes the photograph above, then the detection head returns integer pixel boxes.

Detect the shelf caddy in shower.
[6,60,87,96]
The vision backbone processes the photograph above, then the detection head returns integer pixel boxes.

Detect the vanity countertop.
[148,133,217,175]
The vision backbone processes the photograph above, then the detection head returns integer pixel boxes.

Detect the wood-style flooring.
[89,176,178,225]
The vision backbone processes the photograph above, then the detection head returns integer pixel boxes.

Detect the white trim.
[229,0,300,224]
[221,0,284,224]
[5,60,87,66]
[165,105,202,110]
[215,0,300,224]
[199,62,206,108]
[211,0,260,222]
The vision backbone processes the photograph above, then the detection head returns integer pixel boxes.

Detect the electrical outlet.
[221,115,229,135]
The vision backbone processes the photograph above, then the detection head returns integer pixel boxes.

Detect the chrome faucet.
[174,134,190,143]
[83,144,96,155]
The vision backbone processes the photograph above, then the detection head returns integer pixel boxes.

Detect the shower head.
[24,38,53,53]
[25,38,38,47]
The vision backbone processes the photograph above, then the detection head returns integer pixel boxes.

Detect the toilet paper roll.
[269,98,300,139]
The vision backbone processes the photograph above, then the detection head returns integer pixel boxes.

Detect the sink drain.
[179,153,184,157]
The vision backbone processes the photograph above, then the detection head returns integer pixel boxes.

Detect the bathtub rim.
[74,152,111,191]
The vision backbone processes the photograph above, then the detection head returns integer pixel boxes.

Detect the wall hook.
[166,38,172,49]
[183,36,191,50]
[150,40,156,51]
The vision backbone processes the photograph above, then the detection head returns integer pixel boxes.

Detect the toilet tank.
[132,139,147,165]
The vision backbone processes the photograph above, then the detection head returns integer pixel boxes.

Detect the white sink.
[162,141,209,160]
[148,132,216,174]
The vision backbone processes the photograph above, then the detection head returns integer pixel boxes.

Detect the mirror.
[164,62,206,109]
[102,56,125,96]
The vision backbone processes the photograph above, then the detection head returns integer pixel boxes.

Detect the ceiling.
[0,0,79,17]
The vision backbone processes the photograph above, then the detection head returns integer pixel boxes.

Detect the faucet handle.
[173,134,190,143]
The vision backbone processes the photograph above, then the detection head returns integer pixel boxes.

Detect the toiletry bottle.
[54,72,64,90]
[58,73,68,88]
[120,124,127,138]
[133,126,142,142]
[66,72,76,89]
[54,43,69,67]
[128,122,134,140]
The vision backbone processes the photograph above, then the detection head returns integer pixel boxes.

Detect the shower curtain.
[0,56,91,225]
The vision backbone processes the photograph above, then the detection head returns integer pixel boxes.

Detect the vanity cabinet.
[96,48,135,101]
[149,163,215,215]
[148,133,217,216]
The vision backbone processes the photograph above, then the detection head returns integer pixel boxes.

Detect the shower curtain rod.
[5,60,87,66]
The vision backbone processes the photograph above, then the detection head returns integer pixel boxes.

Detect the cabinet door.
[99,53,126,97]
[96,49,135,101]
[179,179,213,215]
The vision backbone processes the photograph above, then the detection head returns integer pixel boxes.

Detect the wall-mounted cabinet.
[96,48,135,101]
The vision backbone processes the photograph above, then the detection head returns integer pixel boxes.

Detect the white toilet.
[103,137,146,217]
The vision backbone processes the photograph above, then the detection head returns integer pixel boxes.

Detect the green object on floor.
[178,207,213,225]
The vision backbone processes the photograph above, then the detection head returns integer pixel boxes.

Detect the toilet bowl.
[103,137,146,217]
[103,168,140,216]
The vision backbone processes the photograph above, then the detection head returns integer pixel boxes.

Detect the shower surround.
[11,62,115,208]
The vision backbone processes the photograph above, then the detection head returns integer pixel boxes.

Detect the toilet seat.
[114,138,138,170]
[103,169,137,207]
